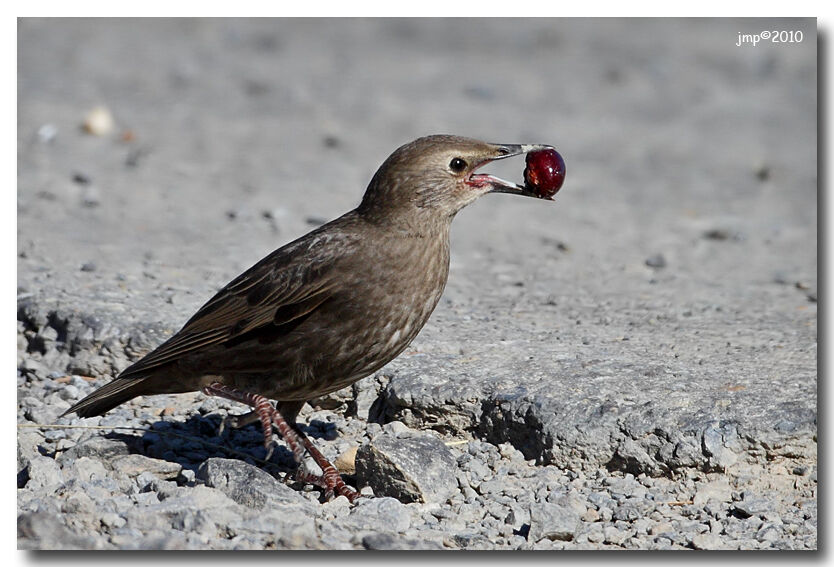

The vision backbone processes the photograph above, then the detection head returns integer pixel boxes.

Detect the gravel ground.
[17,18,817,550]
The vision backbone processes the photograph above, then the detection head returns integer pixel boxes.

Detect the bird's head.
[358,134,555,224]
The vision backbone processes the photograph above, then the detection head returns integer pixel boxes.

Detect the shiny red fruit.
[524,149,565,198]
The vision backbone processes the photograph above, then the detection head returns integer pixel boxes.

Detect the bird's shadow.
[100,412,340,482]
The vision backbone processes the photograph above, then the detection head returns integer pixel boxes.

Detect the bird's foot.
[217,410,258,435]
[294,465,361,503]
[202,384,279,459]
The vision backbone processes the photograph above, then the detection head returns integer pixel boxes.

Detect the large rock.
[18,511,99,550]
[57,436,130,463]
[376,345,816,477]
[355,430,458,504]
[196,457,314,511]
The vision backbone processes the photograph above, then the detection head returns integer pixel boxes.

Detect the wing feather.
[118,231,347,379]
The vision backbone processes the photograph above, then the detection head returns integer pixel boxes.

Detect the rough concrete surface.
[18,18,816,550]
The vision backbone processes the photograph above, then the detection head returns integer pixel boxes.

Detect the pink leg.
[201,382,360,502]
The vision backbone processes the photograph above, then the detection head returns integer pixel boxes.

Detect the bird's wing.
[118,233,346,378]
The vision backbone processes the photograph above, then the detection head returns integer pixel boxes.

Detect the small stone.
[20,358,48,379]
[733,494,773,518]
[755,166,770,182]
[66,456,109,483]
[178,468,196,484]
[82,106,115,136]
[82,186,101,208]
[334,445,358,475]
[528,502,580,542]
[355,431,458,504]
[72,172,91,185]
[693,478,732,506]
[320,495,352,521]
[702,423,740,469]
[586,524,605,543]
[61,491,96,515]
[305,216,328,226]
[691,532,730,550]
[645,254,666,268]
[56,384,80,401]
[339,497,412,533]
[498,443,524,461]
[24,456,64,491]
[382,420,409,435]
[603,525,631,546]
[323,136,341,149]
[100,513,126,529]
[450,531,493,549]
[505,504,530,528]
[80,262,97,272]
[581,508,600,522]
[110,454,182,480]
[362,533,444,550]
[756,523,781,543]
[36,124,57,143]
[704,228,731,240]
[613,502,642,521]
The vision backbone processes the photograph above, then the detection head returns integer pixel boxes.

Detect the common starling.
[63,134,561,501]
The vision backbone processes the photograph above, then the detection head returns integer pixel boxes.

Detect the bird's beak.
[467,143,557,200]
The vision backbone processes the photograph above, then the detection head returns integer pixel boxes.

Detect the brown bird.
[63,134,560,501]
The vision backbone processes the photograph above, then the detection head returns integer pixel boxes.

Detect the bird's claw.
[264,439,276,462]
[294,465,361,503]
[217,410,260,436]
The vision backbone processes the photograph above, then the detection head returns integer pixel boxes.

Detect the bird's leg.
[201,383,360,502]
[200,383,282,461]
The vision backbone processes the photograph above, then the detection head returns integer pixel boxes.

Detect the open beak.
[467,144,558,200]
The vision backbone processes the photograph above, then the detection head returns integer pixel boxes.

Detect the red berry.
[524,149,565,198]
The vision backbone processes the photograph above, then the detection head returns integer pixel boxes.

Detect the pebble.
[528,502,580,542]
[693,478,732,506]
[645,254,667,268]
[690,532,730,550]
[733,494,773,518]
[334,445,358,474]
[36,123,57,143]
[82,106,115,136]
[603,525,631,546]
[337,497,412,533]
[110,454,182,480]
[24,456,64,491]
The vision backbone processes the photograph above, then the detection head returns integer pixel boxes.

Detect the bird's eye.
[449,157,467,173]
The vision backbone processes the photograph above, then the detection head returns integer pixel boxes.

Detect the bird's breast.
[324,230,450,376]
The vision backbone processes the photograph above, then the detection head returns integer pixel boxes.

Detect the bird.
[63,134,560,501]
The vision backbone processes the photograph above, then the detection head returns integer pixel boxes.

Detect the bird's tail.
[61,376,151,418]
